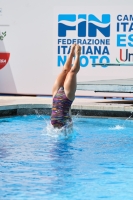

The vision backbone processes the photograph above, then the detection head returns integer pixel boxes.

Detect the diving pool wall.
[0,0,133,97]
[0,97,133,118]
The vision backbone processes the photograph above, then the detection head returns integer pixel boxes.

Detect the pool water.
[0,114,133,200]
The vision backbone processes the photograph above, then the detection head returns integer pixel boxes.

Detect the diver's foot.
[70,44,76,57]
[75,44,81,56]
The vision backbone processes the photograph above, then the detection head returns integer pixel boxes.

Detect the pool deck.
[0,96,133,118]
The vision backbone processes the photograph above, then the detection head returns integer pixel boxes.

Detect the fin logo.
[58,15,76,37]
[88,14,110,37]
[0,53,10,70]
[58,14,110,37]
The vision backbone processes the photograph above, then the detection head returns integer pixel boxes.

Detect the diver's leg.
[64,45,81,101]
[52,44,76,97]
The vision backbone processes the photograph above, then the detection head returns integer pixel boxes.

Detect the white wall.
[0,0,133,97]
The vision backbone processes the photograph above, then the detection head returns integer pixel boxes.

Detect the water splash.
[109,111,133,130]
[109,125,124,130]
[33,109,78,139]
[122,111,133,126]
[33,109,46,120]
[72,113,82,125]
[42,121,77,139]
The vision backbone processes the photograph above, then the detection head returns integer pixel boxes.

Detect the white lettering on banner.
[0,59,6,63]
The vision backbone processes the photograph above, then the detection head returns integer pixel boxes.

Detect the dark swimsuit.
[51,87,73,128]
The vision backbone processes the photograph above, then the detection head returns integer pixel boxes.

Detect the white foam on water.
[109,125,124,130]
[42,121,75,139]
[33,109,78,139]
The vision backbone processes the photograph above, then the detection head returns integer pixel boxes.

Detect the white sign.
[0,1,133,97]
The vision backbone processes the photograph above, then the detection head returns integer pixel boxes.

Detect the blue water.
[0,114,133,200]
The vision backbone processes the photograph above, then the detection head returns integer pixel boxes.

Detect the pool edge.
[0,103,133,118]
